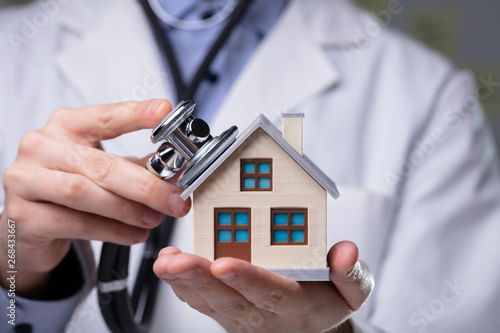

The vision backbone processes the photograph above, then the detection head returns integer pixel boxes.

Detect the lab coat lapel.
[210,0,343,134]
[54,0,172,105]
[53,0,366,128]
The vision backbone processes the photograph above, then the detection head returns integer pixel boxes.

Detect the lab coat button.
[205,71,219,83]
[14,323,32,333]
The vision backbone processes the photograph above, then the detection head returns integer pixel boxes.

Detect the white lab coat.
[1,0,499,332]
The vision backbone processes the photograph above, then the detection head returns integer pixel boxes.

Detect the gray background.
[354,0,500,150]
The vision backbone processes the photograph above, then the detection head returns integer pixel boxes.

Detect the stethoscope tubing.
[97,1,253,332]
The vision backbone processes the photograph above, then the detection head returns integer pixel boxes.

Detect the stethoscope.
[97,1,253,332]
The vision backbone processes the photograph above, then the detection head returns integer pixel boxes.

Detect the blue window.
[258,177,271,189]
[234,212,249,225]
[241,159,272,191]
[243,177,256,189]
[243,162,255,173]
[258,162,271,173]
[271,209,307,245]
[291,230,305,242]
[235,229,249,242]
[273,230,288,242]
[217,213,232,225]
[291,213,305,225]
[218,229,231,242]
[273,213,288,225]
[215,208,251,244]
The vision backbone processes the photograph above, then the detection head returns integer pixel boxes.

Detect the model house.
[180,114,340,281]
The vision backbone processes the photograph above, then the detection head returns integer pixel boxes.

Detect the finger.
[157,246,183,258]
[20,137,191,218]
[328,241,375,311]
[212,258,355,330]
[154,249,260,329]
[46,99,171,146]
[154,248,213,307]
[77,150,191,217]
[12,199,149,246]
[12,167,163,228]
[211,258,303,315]
[126,154,181,187]
[154,249,232,327]
[125,153,155,167]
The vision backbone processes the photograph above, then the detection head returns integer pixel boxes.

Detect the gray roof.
[180,114,340,200]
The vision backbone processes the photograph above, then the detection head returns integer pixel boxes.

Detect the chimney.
[282,113,304,155]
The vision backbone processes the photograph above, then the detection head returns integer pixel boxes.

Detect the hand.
[0,100,191,297]
[154,241,374,333]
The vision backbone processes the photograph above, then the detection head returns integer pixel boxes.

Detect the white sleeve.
[350,318,385,333]
[0,241,94,333]
[363,71,500,331]
[0,284,87,333]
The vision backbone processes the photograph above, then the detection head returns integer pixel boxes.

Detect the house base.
[264,267,330,281]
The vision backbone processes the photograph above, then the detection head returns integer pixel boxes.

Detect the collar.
[243,0,289,37]
[154,0,289,39]
[52,0,370,110]
[56,0,371,47]
[295,0,372,47]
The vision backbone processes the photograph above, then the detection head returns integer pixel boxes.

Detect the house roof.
[180,114,340,200]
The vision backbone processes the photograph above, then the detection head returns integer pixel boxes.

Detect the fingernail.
[134,228,149,243]
[176,268,200,280]
[147,99,163,115]
[215,271,236,281]
[158,246,180,257]
[161,274,177,281]
[143,208,163,226]
[168,191,187,216]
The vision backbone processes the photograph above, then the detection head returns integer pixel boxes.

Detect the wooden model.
[180,114,339,281]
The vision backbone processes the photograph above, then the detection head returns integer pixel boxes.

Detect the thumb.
[328,241,375,311]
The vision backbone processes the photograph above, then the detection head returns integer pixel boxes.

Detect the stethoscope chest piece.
[147,100,238,189]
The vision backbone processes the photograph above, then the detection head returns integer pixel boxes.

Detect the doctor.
[1,0,500,332]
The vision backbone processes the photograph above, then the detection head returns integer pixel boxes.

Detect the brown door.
[214,208,251,262]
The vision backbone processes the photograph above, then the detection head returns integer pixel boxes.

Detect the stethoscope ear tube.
[98,244,140,333]
[98,216,175,333]
[138,0,254,101]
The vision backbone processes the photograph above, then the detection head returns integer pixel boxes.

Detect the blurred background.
[353,0,500,151]
[1,0,499,150]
